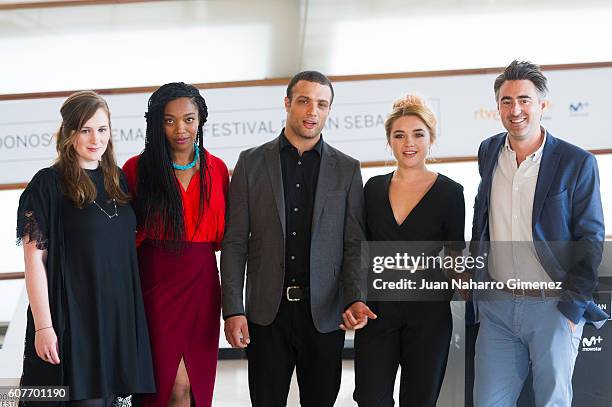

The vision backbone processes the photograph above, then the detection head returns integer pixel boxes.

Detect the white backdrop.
[1,66,610,185]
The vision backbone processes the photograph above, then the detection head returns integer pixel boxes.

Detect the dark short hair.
[286,70,334,104]
[494,60,548,101]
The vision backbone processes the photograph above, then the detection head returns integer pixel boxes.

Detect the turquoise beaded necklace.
[172,144,199,170]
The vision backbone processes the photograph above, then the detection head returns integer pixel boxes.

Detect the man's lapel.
[532,133,560,229]
[312,143,337,235]
[483,136,505,211]
[265,138,286,238]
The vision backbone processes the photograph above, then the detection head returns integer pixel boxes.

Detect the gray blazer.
[221,136,367,333]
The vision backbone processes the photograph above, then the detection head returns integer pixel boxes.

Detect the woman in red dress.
[122,82,229,407]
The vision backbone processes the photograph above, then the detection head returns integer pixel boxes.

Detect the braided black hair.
[136,82,212,248]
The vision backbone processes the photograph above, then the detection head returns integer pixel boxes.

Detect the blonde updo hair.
[384,94,437,144]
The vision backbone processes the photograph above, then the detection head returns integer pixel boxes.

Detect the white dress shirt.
[488,130,552,283]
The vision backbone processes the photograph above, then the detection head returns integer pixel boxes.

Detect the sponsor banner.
[571,277,612,406]
[1,67,611,184]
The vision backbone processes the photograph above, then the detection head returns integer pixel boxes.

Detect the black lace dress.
[16,166,155,404]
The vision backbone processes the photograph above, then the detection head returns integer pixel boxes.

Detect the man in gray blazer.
[221,71,376,406]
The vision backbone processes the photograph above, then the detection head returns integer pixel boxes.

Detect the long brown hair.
[55,91,129,208]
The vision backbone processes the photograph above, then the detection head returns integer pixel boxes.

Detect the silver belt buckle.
[286,286,300,302]
[513,288,526,297]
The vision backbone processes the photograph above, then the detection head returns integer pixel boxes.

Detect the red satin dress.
[123,150,229,407]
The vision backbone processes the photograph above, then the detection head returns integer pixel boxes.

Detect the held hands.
[455,272,473,301]
[340,301,377,331]
[35,327,60,364]
[224,315,250,348]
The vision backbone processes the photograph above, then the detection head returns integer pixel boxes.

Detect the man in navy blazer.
[471,60,607,407]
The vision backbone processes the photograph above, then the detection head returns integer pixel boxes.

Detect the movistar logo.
[581,335,604,352]
[569,102,589,116]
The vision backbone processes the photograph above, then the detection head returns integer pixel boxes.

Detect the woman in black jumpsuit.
[354,95,465,407]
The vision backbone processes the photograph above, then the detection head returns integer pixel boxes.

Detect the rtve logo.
[473,101,553,120]
[473,108,499,120]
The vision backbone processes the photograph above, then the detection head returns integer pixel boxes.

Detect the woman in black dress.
[353,95,465,406]
[16,91,155,407]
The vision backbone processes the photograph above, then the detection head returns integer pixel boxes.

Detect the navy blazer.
[471,131,608,327]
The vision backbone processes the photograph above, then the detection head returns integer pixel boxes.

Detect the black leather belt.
[285,286,310,302]
[496,283,562,298]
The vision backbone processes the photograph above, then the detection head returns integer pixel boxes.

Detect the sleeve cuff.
[223,313,245,321]
[557,299,586,325]
[344,300,363,311]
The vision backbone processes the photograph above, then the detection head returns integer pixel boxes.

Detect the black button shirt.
[280,131,322,287]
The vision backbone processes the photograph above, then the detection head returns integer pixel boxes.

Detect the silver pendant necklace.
[92,199,118,219]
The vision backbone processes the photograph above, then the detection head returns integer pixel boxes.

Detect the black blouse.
[16,166,155,404]
[363,172,466,302]
[364,172,465,245]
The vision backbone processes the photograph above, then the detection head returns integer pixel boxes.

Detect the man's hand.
[340,301,377,331]
[567,318,577,333]
[454,271,473,301]
[224,315,250,348]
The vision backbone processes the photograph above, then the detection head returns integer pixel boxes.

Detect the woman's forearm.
[23,241,52,330]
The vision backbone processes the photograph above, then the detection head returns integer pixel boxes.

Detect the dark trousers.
[354,301,452,407]
[245,297,345,407]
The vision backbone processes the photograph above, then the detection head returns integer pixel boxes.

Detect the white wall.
[2,0,612,94]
